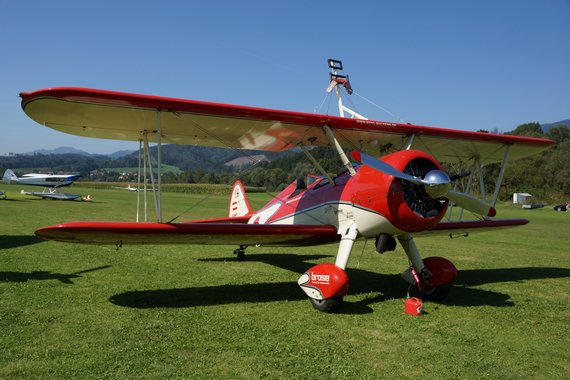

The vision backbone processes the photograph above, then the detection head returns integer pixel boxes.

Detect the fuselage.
[248,150,449,238]
[6,172,79,188]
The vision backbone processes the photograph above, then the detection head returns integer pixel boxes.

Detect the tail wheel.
[309,296,343,313]
[233,246,246,261]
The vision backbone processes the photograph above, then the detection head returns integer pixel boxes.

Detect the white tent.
[513,193,532,204]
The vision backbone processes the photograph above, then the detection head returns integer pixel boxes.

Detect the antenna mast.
[326,59,367,120]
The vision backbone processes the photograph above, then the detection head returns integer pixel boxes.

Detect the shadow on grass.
[0,265,112,284]
[198,253,331,274]
[0,235,44,249]
[109,253,570,312]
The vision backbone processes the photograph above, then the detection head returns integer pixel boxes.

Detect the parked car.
[553,203,570,211]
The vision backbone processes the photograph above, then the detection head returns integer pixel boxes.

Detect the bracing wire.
[314,92,329,114]
[352,90,407,124]
[355,238,368,269]
[166,194,211,223]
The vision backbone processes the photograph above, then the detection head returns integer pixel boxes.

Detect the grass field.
[1,183,569,379]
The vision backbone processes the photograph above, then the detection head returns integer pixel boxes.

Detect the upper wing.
[20,87,553,165]
[35,221,341,247]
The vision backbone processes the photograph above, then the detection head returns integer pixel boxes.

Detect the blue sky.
[1,0,568,155]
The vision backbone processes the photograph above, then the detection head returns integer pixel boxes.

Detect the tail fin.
[228,180,253,218]
[3,169,17,184]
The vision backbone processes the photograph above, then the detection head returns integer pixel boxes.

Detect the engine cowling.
[357,150,449,233]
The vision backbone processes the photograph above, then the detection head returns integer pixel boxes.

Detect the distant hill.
[24,146,134,158]
[107,150,135,159]
[0,144,291,175]
[26,146,92,156]
[224,154,270,167]
[541,119,570,133]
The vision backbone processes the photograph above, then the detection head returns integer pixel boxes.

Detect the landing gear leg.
[301,222,358,312]
[233,245,247,261]
[398,233,433,291]
[398,234,428,280]
[398,234,456,301]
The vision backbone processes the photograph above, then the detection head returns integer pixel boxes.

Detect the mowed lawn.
[1,183,568,379]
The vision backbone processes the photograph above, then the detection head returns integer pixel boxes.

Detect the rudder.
[3,169,17,184]
[228,180,253,218]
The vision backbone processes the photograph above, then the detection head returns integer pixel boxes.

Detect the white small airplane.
[113,184,139,192]
[3,169,82,200]
[3,169,80,188]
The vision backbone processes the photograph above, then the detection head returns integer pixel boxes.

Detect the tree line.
[1,122,568,201]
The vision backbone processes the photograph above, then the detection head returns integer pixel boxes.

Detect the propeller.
[351,151,496,217]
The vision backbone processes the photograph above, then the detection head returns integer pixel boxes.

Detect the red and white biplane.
[22,60,553,312]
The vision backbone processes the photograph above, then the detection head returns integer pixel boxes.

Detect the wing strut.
[156,110,163,223]
[457,158,482,222]
[323,125,356,176]
[142,132,159,221]
[448,144,512,222]
[404,134,415,150]
[136,139,142,222]
[491,144,512,208]
[448,160,477,222]
[298,144,334,184]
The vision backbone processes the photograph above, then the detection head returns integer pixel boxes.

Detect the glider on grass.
[21,59,553,312]
[3,169,81,200]
[113,184,140,192]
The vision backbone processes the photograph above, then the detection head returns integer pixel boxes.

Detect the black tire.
[309,296,343,313]
[236,250,245,261]
[233,248,245,261]
[419,283,452,302]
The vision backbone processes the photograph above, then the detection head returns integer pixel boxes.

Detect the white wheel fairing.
[298,273,324,300]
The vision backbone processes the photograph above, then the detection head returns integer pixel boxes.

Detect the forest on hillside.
[1,122,568,202]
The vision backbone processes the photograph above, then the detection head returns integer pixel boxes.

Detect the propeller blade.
[447,190,496,217]
[352,150,496,217]
[351,151,425,185]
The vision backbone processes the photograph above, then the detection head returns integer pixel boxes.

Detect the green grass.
[1,183,569,379]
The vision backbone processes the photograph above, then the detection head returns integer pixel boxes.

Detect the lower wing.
[417,219,529,238]
[35,221,340,247]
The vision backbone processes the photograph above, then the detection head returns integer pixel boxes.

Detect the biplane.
[21,59,553,312]
[3,169,81,200]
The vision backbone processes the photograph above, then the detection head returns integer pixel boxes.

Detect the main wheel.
[309,296,343,313]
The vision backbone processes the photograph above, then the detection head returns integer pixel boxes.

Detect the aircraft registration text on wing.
[22,59,554,312]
